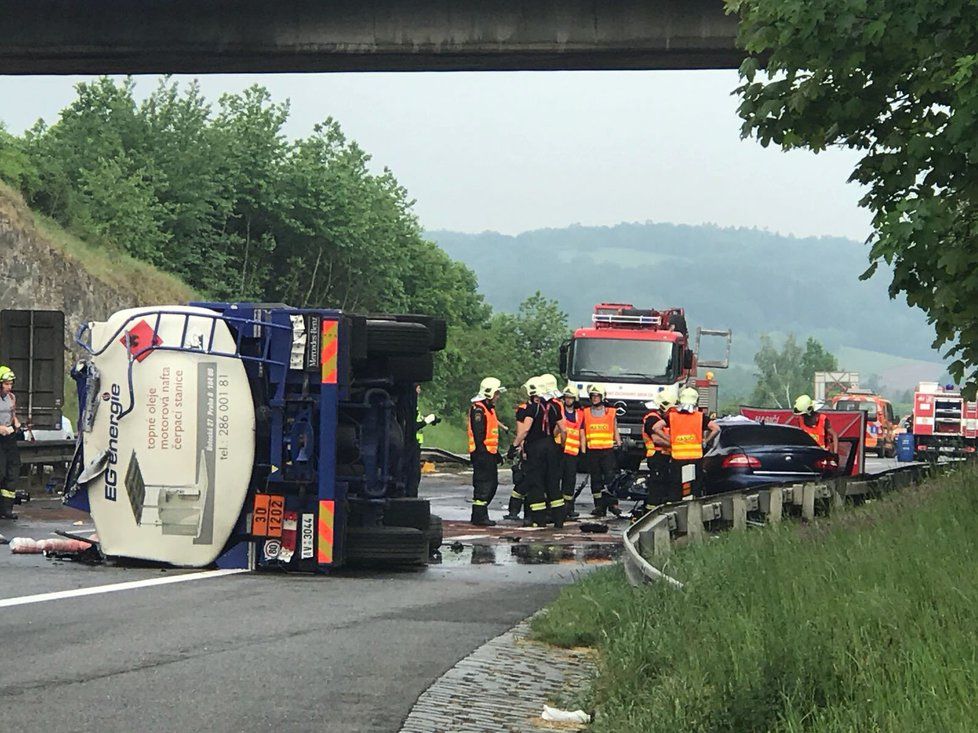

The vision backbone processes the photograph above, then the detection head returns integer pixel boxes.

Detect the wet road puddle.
[434,541,622,566]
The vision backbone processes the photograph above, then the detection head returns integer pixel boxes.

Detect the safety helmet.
[478,377,505,400]
[523,377,545,398]
[678,387,700,412]
[0,366,15,383]
[587,384,606,399]
[539,373,559,398]
[793,394,816,415]
[657,385,679,411]
[562,384,578,399]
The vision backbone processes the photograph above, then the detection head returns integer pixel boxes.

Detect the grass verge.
[421,419,469,454]
[531,466,978,732]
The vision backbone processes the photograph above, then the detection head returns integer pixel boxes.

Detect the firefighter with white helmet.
[792,394,839,453]
[537,372,567,523]
[582,384,622,517]
[652,386,720,501]
[0,366,21,520]
[467,377,506,526]
[556,384,585,519]
[512,376,566,527]
[641,391,672,503]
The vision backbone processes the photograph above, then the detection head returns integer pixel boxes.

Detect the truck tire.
[426,514,443,554]
[384,497,431,532]
[345,526,428,566]
[365,320,430,356]
[384,314,448,352]
[388,353,435,383]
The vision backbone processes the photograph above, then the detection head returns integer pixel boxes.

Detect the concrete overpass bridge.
[0,0,741,75]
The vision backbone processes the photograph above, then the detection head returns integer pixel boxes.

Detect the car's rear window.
[834,400,878,420]
[720,425,818,447]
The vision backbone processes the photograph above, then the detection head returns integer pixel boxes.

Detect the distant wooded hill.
[429,222,945,393]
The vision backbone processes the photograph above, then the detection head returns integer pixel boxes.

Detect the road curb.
[399,616,595,733]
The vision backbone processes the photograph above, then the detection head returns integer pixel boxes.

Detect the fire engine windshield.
[835,400,878,421]
[569,339,677,384]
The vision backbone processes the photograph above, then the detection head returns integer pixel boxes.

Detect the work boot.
[470,505,497,527]
[551,504,566,529]
[606,499,623,518]
[0,497,16,520]
[564,498,579,520]
[589,494,607,518]
[502,496,523,521]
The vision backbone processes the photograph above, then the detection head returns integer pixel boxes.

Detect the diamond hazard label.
[119,319,163,362]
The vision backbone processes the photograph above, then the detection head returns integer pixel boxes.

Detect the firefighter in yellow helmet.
[792,394,838,453]
[557,385,585,519]
[0,366,21,520]
[582,384,622,517]
[537,373,567,525]
[467,377,506,526]
[512,376,565,527]
[653,386,719,502]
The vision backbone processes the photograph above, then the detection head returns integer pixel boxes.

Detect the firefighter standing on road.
[504,393,530,522]
[538,373,566,522]
[557,385,584,519]
[641,392,672,504]
[653,387,719,501]
[582,384,622,518]
[512,377,565,527]
[792,394,839,454]
[0,367,21,520]
[467,377,505,526]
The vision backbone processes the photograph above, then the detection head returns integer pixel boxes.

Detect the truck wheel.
[365,320,430,356]
[426,514,443,554]
[388,354,435,383]
[383,497,431,532]
[345,526,428,566]
[381,314,447,352]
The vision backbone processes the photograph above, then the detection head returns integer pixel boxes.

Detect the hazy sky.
[0,71,870,239]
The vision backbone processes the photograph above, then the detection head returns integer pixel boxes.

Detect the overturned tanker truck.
[62,302,446,571]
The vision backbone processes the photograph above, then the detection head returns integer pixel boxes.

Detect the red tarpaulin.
[740,408,867,477]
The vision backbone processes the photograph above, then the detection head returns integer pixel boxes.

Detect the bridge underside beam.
[0,0,741,75]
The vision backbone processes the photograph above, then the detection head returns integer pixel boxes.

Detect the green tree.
[728,0,978,393]
[751,334,838,407]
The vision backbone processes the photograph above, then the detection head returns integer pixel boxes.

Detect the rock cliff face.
[0,186,195,360]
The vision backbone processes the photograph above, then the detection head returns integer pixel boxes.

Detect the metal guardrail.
[622,463,954,588]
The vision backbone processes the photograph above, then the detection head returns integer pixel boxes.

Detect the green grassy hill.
[430,223,946,394]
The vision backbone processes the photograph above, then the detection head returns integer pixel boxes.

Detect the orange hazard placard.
[266,496,285,538]
[252,494,270,536]
[252,494,285,537]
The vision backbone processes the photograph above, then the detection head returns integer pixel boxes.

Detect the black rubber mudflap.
[383,498,432,532]
[425,514,443,554]
[345,526,428,566]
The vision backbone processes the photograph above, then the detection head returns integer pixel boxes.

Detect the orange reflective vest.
[798,413,828,448]
[583,407,616,450]
[669,410,704,460]
[642,410,662,457]
[558,403,583,456]
[467,400,499,454]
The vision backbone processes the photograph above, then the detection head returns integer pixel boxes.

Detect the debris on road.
[541,704,590,725]
[578,522,609,534]
[10,536,95,554]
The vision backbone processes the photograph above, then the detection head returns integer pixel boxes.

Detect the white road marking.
[0,568,249,609]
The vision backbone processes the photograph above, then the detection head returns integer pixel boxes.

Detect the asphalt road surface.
[0,477,606,733]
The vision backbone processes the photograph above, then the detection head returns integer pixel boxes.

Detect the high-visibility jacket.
[416,411,424,446]
[669,410,704,460]
[798,413,828,448]
[558,404,583,456]
[583,407,616,450]
[642,410,661,457]
[467,400,499,454]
